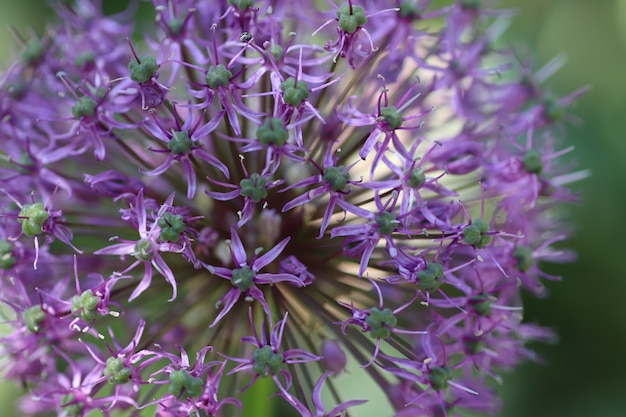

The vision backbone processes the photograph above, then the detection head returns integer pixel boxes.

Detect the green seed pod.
[375,212,397,235]
[239,173,268,203]
[158,212,187,242]
[268,44,284,63]
[133,239,154,261]
[75,51,95,68]
[257,118,289,146]
[521,149,544,174]
[72,96,98,119]
[168,131,193,155]
[513,245,534,271]
[232,265,255,291]
[366,307,397,339]
[0,240,16,270]
[103,357,133,384]
[205,64,233,89]
[228,0,254,10]
[169,369,203,399]
[462,219,492,248]
[428,365,452,391]
[407,167,426,188]
[21,38,43,66]
[18,203,49,236]
[280,77,310,107]
[24,305,46,333]
[336,5,367,34]
[253,345,284,377]
[469,293,492,316]
[400,1,421,19]
[129,56,158,83]
[322,166,350,192]
[71,290,100,322]
[417,262,444,291]
[380,106,403,130]
[168,18,185,36]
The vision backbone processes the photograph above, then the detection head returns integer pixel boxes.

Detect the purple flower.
[142,105,229,199]
[94,190,184,301]
[224,309,320,391]
[0,1,586,416]
[204,227,303,326]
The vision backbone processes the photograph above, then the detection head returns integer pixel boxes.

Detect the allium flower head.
[0,1,586,416]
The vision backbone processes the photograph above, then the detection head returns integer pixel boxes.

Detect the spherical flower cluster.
[0,1,586,416]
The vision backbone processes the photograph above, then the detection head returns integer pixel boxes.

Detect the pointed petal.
[254,237,290,270]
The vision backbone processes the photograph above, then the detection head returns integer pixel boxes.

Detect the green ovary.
[462,219,492,248]
[168,131,193,155]
[169,369,203,399]
[18,203,49,236]
[253,345,284,377]
[206,64,233,89]
[239,174,268,203]
[366,307,397,339]
[129,56,158,83]
[322,166,350,192]
[280,77,310,107]
[336,5,367,33]
[232,265,255,291]
[103,357,133,384]
[71,290,100,322]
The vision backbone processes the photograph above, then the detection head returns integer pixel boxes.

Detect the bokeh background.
[1,0,625,416]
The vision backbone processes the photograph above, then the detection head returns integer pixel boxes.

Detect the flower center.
[322,166,350,192]
[169,369,203,399]
[252,345,284,377]
[366,307,397,339]
[232,265,255,291]
[168,130,193,155]
[280,77,310,107]
[206,64,232,89]
[336,4,367,34]
[239,174,268,203]
[128,56,158,83]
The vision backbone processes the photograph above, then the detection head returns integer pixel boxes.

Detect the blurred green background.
[1,0,625,416]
